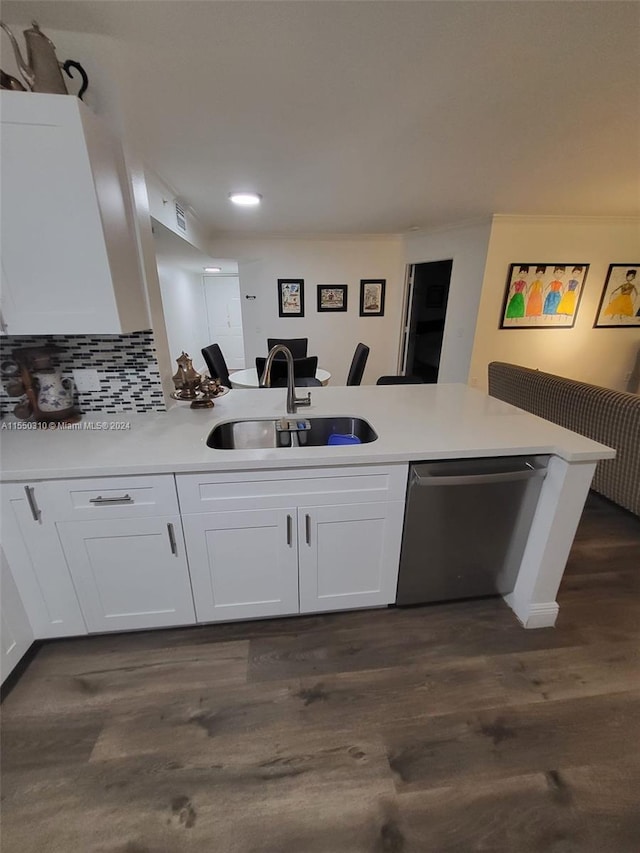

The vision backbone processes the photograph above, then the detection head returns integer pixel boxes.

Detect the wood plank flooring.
[2,492,639,853]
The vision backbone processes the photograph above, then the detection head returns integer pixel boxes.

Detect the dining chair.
[256,356,318,385]
[376,375,424,385]
[267,338,309,359]
[201,343,231,387]
[346,343,369,386]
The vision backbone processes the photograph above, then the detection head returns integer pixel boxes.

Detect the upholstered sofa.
[488,362,640,517]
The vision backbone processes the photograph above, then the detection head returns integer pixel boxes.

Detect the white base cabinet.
[56,516,195,633]
[1,474,196,639]
[1,483,87,638]
[182,508,299,622]
[177,464,407,623]
[1,547,34,684]
[2,465,408,642]
[299,501,405,613]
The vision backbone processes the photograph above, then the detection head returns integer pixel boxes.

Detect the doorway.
[400,260,453,383]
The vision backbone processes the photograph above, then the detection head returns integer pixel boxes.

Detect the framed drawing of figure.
[594,265,640,328]
[499,263,588,328]
[277,279,304,317]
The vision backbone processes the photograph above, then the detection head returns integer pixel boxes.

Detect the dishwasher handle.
[411,467,546,488]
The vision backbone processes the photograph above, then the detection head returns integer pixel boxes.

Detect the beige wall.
[209,236,405,385]
[469,215,640,392]
[404,220,492,383]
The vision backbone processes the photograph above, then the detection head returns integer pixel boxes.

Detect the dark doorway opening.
[402,260,453,383]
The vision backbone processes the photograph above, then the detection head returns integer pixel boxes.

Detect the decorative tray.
[170,386,230,402]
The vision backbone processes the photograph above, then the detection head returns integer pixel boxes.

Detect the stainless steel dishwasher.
[396,455,549,605]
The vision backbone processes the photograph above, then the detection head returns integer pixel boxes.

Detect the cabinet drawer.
[40,475,179,520]
[176,464,408,513]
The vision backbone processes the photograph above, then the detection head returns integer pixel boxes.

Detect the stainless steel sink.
[207,416,378,449]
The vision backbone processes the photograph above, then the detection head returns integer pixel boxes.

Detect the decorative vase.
[34,371,75,412]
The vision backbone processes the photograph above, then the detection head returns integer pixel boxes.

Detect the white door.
[182,508,299,622]
[1,548,34,684]
[56,516,195,632]
[204,275,245,370]
[298,502,405,613]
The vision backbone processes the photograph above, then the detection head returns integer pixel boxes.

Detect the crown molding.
[209,232,404,243]
[492,213,640,226]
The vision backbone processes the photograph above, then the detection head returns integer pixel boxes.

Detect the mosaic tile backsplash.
[0,331,166,415]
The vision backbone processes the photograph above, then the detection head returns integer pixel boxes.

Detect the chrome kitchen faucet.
[259,345,312,414]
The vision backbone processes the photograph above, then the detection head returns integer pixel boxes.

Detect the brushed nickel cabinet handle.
[305,513,311,545]
[167,522,177,556]
[89,494,133,505]
[286,514,292,546]
[24,485,41,522]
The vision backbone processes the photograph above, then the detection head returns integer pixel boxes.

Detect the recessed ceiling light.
[228,192,262,207]
[204,266,222,273]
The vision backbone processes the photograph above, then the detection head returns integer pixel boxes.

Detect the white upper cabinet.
[0,92,149,335]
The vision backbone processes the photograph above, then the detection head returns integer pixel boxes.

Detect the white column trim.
[504,456,597,629]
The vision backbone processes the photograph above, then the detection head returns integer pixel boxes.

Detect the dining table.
[229,367,331,389]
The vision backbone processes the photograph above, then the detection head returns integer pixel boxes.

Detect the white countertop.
[0,384,614,481]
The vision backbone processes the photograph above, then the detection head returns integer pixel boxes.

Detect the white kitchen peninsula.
[0,384,614,645]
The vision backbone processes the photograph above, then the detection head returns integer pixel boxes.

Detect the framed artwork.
[593,264,640,328]
[359,279,386,316]
[317,284,348,312]
[277,279,304,317]
[499,263,589,329]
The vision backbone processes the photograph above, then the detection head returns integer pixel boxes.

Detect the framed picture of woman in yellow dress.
[594,265,640,328]
[500,263,589,328]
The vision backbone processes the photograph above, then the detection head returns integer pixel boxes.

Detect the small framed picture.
[317,285,348,312]
[360,279,386,316]
[277,279,304,317]
[499,263,588,329]
[594,264,640,328]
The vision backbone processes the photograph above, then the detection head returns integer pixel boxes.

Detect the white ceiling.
[3,1,640,236]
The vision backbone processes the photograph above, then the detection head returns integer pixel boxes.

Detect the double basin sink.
[208,416,377,450]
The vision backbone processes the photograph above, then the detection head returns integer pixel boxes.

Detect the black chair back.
[256,356,318,383]
[268,376,322,388]
[201,344,231,387]
[267,338,308,359]
[346,343,369,386]
[376,375,424,385]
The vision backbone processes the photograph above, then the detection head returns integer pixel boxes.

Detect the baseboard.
[503,594,559,629]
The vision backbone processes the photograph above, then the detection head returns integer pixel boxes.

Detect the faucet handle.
[295,392,312,408]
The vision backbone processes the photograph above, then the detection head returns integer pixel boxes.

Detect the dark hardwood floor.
[1,492,639,853]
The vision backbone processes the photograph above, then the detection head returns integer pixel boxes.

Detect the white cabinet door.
[1,483,87,638]
[182,508,299,623]
[1,547,34,684]
[298,501,405,613]
[0,92,147,335]
[56,516,195,633]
